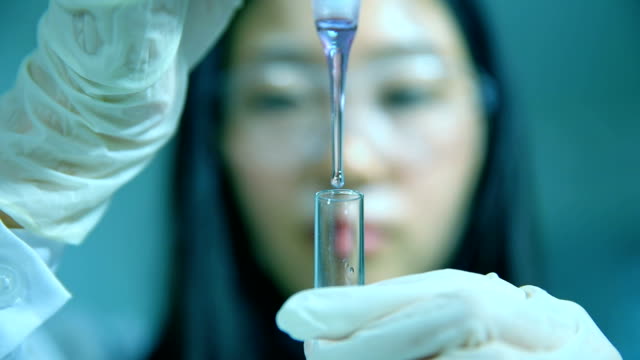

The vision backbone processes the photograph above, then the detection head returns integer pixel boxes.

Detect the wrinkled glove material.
[277,269,622,360]
[0,0,242,244]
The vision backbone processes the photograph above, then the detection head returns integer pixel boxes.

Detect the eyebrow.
[240,42,441,68]
[244,45,320,65]
[366,44,439,60]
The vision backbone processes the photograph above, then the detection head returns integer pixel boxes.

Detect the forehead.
[230,0,469,66]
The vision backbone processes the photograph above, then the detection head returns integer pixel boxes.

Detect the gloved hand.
[277,269,621,360]
[0,0,242,244]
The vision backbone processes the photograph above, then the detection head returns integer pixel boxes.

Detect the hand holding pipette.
[313,0,361,23]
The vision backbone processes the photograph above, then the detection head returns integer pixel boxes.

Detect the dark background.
[2,1,638,358]
[479,1,640,356]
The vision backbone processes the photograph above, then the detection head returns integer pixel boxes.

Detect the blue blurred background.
[2,1,639,358]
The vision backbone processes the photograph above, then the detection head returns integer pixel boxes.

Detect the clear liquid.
[316,19,357,189]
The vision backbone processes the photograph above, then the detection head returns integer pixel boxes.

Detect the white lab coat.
[0,1,185,354]
[0,223,70,358]
[0,0,241,357]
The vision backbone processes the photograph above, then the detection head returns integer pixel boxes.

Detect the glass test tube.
[314,189,364,287]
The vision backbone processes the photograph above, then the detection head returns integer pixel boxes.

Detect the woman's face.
[222,0,486,296]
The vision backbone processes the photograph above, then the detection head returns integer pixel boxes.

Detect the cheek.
[224,127,288,213]
[222,123,313,241]
[395,106,484,192]
[221,116,326,224]
[225,139,269,203]
[222,124,317,294]
[223,123,299,188]
[396,105,486,267]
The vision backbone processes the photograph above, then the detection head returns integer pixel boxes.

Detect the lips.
[331,222,385,258]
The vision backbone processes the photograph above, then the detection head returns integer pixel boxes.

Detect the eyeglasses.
[225,53,474,122]
[221,53,483,163]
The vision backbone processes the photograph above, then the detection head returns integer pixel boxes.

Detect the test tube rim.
[315,189,363,202]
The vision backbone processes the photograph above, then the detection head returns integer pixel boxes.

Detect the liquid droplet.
[331,171,344,188]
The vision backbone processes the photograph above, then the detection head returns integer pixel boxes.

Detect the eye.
[380,86,433,110]
[248,92,301,112]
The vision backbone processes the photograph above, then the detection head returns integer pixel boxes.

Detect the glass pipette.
[312,0,360,188]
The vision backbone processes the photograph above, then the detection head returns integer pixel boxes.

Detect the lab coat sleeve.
[0,0,189,245]
[0,221,71,358]
[0,0,239,356]
[0,0,186,356]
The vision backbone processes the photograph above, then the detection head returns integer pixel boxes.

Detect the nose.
[307,97,392,190]
[340,133,384,188]
[341,103,391,188]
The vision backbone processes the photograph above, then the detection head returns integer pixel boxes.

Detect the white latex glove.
[0,0,241,244]
[277,269,622,360]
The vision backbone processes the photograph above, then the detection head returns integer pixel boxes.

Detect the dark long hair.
[151,1,538,359]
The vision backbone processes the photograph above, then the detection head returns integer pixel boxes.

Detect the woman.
[0,0,617,358]
[152,0,573,359]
